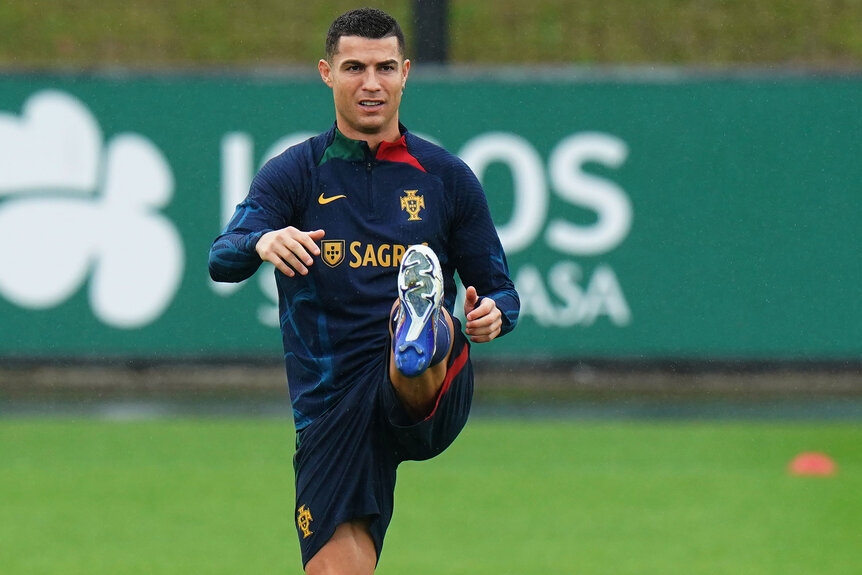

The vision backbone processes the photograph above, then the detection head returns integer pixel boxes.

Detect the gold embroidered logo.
[400,189,425,221]
[321,240,345,267]
[297,505,314,538]
[318,192,347,205]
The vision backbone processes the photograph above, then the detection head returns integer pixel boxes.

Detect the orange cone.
[789,452,837,476]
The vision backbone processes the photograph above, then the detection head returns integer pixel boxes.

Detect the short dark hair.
[325,8,405,61]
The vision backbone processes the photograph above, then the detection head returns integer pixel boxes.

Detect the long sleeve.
[449,159,520,337]
[208,156,295,283]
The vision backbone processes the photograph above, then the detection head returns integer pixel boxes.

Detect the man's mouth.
[359,100,383,108]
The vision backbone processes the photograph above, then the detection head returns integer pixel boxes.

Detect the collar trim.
[318,126,426,172]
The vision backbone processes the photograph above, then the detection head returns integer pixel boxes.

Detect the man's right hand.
[255,227,325,277]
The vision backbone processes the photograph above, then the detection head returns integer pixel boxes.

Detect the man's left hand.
[463,286,502,343]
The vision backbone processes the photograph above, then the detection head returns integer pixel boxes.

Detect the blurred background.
[1,2,861,574]
[2,0,861,411]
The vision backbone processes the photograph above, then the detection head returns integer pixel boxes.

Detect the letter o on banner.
[459,132,548,254]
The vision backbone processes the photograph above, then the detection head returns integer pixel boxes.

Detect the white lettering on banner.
[0,90,183,329]
[457,131,632,327]
[0,91,631,333]
[212,133,254,297]
[219,131,316,232]
[458,132,547,254]
[514,262,630,327]
[219,130,633,329]
[220,133,254,230]
[453,260,630,328]
[458,131,631,257]
[216,132,315,320]
[547,133,631,255]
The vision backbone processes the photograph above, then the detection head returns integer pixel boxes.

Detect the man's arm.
[208,197,280,283]
[209,215,325,282]
[449,160,520,341]
[208,157,297,283]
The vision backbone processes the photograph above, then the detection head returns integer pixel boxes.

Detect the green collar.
[317,128,370,166]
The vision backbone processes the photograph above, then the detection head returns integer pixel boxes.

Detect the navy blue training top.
[209,124,519,430]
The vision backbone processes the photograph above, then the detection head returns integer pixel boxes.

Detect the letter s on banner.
[546,133,632,256]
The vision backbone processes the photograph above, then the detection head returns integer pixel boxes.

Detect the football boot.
[394,244,444,377]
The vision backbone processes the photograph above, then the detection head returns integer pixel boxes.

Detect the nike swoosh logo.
[318,193,347,205]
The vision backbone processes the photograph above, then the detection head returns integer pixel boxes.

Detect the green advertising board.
[1,72,860,360]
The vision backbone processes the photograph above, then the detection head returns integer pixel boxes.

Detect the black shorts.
[292,323,473,567]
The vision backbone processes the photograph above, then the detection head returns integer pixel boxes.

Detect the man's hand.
[256,227,325,277]
[463,286,502,343]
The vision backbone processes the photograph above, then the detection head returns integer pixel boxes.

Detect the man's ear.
[401,59,410,89]
[319,59,333,87]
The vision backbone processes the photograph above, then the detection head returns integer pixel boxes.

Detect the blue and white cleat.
[394,244,444,377]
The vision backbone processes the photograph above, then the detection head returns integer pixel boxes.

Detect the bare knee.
[305,520,376,575]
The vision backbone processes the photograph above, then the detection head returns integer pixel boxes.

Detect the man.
[209,8,519,574]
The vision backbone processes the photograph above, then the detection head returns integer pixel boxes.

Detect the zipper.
[366,158,375,218]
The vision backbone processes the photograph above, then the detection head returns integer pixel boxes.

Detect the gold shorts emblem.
[297,505,314,538]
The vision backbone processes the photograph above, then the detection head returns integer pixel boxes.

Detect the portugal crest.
[296,504,314,539]
[321,240,345,267]
[400,189,425,221]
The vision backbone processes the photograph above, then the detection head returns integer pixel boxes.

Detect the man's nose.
[361,70,381,91]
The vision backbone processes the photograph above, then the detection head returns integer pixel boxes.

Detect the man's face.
[319,35,410,143]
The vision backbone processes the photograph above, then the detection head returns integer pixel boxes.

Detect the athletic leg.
[381,318,474,462]
[305,520,376,575]
[389,245,454,419]
[389,304,454,419]
[293,377,398,571]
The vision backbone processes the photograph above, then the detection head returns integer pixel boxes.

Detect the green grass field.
[2,0,862,68]
[1,417,860,574]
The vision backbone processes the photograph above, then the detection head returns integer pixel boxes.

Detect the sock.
[429,314,451,367]
[390,307,451,367]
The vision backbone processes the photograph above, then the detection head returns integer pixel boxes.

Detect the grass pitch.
[1,417,860,574]
[3,0,862,68]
